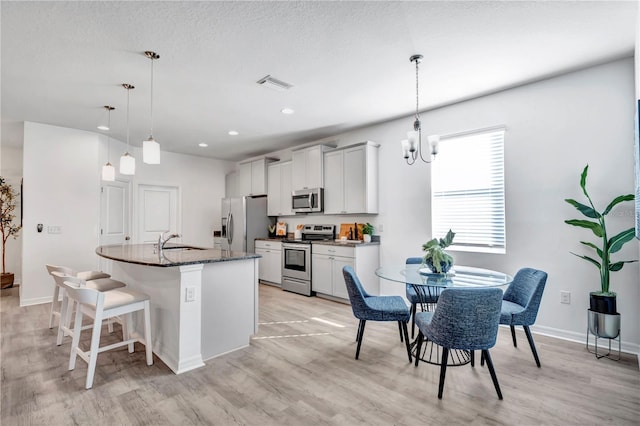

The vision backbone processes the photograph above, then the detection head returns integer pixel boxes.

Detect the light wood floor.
[1,283,639,425]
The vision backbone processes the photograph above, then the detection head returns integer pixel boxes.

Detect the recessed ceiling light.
[281,108,295,115]
[198,143,208,147]
[228,130,239,136]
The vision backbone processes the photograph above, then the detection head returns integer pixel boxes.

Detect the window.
[431,127,506,253]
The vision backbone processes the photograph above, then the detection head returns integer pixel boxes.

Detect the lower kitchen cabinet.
[312,243,380,300]
[255,240,282,285]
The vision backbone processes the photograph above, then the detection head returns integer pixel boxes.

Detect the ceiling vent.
[256,75,293,92]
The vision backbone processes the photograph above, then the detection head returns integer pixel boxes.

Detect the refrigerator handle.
[228,213,233,246]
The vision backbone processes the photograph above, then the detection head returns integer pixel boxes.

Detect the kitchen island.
[96,244,260,374]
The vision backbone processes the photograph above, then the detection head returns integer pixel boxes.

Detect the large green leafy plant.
[564,165,636,296]
[422,229,455,273]
[0,177,22,275]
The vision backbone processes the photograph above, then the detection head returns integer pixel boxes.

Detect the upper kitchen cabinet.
[239,158,277,196]
[291,144,335,191]
[267,161,294,216]
[323,141,379,214]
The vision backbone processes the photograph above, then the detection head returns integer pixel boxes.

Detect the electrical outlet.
[185,287,196,302]
[560,291,571,304]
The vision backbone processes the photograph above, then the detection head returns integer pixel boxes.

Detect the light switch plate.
[185,287,196,302]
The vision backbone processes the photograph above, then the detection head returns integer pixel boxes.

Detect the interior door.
[137,184,180,243]
[100,179,131,245]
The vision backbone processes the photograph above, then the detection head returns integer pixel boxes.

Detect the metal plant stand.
[586,309,621,360]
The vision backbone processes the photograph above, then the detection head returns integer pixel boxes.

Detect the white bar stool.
[45,264,114,329]
[58,275,153,389]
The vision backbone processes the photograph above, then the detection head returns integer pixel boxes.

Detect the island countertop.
[96,243,260,267]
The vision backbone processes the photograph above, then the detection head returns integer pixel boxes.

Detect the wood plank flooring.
[1,284,639,425]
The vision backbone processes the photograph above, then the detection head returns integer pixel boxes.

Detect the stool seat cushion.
[86,278,127,292]
[76,271,111,281]
[102,288,151,310]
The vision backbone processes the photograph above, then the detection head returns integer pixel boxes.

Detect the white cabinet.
[255,240,282,285]
[291,144,335,191]
[225,172,239,198]
[267,161,293,216]
[239,158,276,196]
[323,141,379,214]
[312,243,380,300]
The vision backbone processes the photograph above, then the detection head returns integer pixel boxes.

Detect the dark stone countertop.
[96,243,260,267]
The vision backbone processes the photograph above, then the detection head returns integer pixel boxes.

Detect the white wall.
[267,58,640,353]
[0,144,24,284]
[21,122,234,306]
[22,122,102,305]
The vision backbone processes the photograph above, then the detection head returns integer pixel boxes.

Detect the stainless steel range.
[281,224,335,296]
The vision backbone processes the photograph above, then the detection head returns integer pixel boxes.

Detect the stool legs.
[144,301,153,365]
[49,285,61,329]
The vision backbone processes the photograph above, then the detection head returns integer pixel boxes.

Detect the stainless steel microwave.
[292,188,323,213]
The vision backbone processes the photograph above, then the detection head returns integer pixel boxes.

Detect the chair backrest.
[425,287,503,350]
[54,272,104,308]
[406,257,422,265]
[46,264,76,277]
[502,268,548,325]
[342,265,371,318]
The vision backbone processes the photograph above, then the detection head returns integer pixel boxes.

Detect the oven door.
[282,243,310,281]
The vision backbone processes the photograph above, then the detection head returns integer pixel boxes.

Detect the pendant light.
[101,105,116,181]
[142,51,161,164]
[401,54,439,165]
[120,83,136,175]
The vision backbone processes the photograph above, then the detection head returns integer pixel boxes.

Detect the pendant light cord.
[149,57,154,137]
[415,59,420,122]
[126,87,130,151]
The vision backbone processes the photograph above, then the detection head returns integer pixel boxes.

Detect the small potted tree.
[565,165,636,338]
[1,177,22,289]
[422,229,455,274]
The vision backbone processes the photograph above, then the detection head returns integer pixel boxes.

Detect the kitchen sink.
[162,246,206,251]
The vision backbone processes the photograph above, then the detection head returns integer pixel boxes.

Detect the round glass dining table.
[375,264,513,366]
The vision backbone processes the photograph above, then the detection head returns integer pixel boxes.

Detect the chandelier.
[401,54,439,165]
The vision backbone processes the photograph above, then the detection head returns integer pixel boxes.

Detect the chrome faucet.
[158,231,181,256]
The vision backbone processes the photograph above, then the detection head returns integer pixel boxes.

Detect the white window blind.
[431,127,506,253]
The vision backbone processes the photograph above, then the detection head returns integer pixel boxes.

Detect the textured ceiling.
[1,1,637,161]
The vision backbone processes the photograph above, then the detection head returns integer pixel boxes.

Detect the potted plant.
[564,164,636,321]
[422,229,455,274]
[1,177,22,289]
[361,223,374,243]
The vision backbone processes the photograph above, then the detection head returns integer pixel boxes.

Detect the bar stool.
[47,265,126,346]
[45,264,116,329]
[57,274,153,389]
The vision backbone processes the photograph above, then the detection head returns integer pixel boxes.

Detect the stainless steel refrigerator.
[221,196,272,252]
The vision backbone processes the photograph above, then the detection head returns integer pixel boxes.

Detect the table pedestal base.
[411,338,470,366]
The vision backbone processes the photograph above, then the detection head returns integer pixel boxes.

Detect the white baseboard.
[20,295,52,307]
[527,324,640,362]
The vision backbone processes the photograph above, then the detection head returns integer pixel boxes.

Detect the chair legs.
[410,302,417,339]
[355,319,411,363]
[523,325,541,367]
[355,319,366,360]
[414,331,423,367]
[482,349,503,399]
[510,325,517,347]
[400,321,412,363]
[510,324,542,367]
[437,348,449,399]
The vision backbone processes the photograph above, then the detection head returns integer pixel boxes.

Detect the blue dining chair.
[500,267,548,367]
[342,266,412,362]
[405,257,441,338]
[414,287,504,399]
